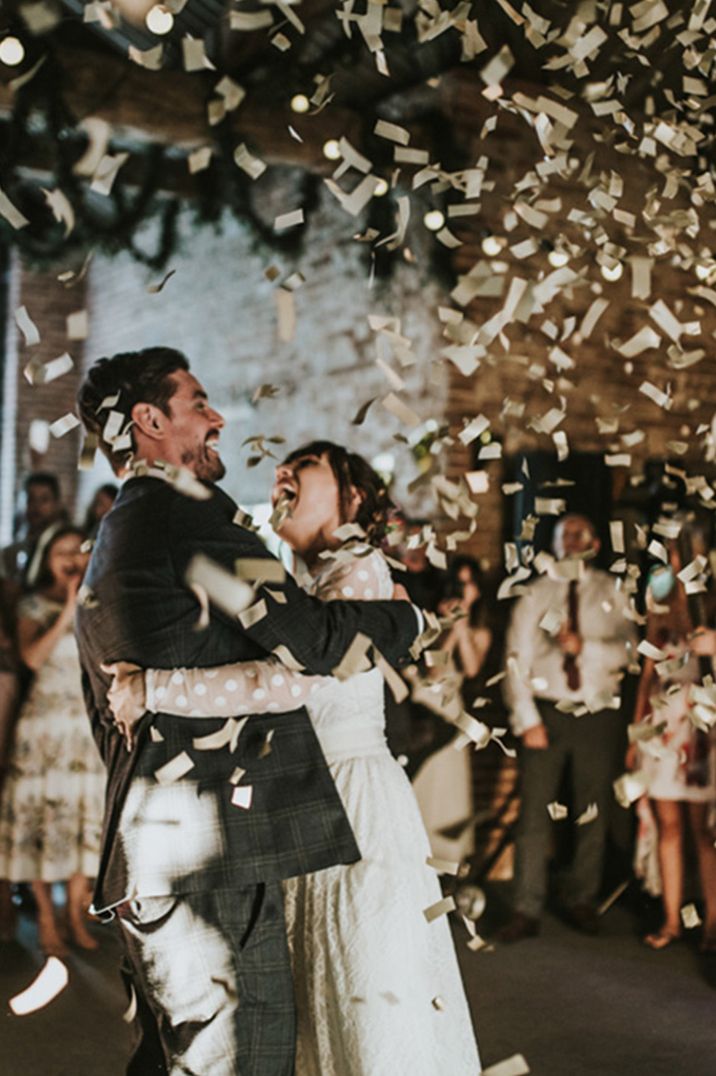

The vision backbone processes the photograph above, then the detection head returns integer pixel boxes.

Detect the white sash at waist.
[314,723,388,763]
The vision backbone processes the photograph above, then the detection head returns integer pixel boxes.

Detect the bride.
[107,440,480,1076]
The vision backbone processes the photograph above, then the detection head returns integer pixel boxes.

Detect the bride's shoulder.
[316,545,393,600]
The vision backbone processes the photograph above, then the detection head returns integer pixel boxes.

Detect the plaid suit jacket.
[76,477,419,913]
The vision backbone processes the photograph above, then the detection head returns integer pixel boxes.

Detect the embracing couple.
[75,347,480,1075]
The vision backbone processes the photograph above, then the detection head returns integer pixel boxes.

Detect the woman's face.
[47,534,88,589]
[457,565,480,607]
[91,489,115,522]
[271,453,360,559]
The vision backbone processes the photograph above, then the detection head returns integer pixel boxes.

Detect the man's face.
[162,370,226,482]
[26,483,61,532]
[555,516,597,559]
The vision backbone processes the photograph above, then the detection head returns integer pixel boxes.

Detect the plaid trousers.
[117,882,295,1075]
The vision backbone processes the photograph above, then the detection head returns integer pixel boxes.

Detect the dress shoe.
[564,903,600,935]
[496,912,540,944]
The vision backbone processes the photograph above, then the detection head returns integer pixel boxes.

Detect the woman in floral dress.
[0,526,105,955]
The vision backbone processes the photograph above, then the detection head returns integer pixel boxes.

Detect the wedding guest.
[629,536,716,951]
[0,581,20,942]
[1,472,67,593]
[0,526,105,955]
[83,482,118,538]
[413,555,492,863]
[499,514,636,941]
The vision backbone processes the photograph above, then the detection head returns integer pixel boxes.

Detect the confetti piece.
[381,393,420,428]
[24,353,74,386]
[575,803,599,826]
[9,958,69,1015]
[480,1055,530,1076]
[155,751,194,785]
[182,35,215,72]
[66,310,88,340]
[681,903,702,929]
[231,784,253,809]
[426,856,460,875]
[147,270,176,295]
[128,44,163,70]
[15,306,40,347]
[238,598,268,629]
[423,896,456,923]
[274,209,304,230]
[185,555,255,619]
[122,983,137,1023]
[332,632,372,680]
[374,119,410,145]
[49,413,80,438]
[234,144,267,180]
[188,147,212,174]
[0,186,29,229]
[234,558,285,584]
[547,802,568,821]
[41,188,75,237]
[351,396,377,426]
[193,717,246,751]
[90,153,130,197]
[613,770,648,808]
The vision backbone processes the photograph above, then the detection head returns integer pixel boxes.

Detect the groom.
[75,347,423,1075]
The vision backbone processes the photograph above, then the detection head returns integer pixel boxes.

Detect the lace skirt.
[283,749,480,1076]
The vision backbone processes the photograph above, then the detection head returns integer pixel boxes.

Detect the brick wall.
[77,191,449,517]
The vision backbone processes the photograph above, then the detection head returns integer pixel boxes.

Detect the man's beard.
[182,446,226,482]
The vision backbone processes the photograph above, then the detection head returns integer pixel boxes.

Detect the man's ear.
[130,402,167,443]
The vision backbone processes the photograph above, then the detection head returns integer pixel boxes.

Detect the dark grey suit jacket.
[76,477,419,913]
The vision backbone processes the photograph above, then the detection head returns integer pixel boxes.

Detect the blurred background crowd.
[0,466,714,964]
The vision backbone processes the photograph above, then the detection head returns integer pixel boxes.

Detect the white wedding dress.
[144,547,480,1075]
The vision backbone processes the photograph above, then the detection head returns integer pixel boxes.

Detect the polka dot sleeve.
[143,550,393,718]
[145,657,326,717]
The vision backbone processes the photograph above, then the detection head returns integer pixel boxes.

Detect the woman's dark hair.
[83,483,119,533]
[77,347,190,473]
[281,441,394,546]
[444,554,484,627]
[25,471,61,500]
[32,525,87,594]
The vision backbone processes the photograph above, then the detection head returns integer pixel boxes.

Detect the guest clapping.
[0,527,105,955]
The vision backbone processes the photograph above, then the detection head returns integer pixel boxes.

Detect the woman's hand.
[101,661,146,751]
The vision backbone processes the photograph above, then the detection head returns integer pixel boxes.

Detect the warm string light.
[423,209,445,232]
[481,234,503,257]
[322,139,341,161]
[290,94,310,114]
[0,35,25,66]
[548,249,570,268]
[145,5,174,34]
[601,261,623,282]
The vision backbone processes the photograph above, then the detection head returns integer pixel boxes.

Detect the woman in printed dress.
[0,526,105,955]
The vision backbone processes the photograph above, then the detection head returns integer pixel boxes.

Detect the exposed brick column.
[13,262,86,518]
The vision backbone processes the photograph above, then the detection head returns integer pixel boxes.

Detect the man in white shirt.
[498,514,636,941]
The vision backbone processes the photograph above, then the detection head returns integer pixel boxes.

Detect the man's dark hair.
[77,347,190,473]
[281,441,394,545]
[25,472,61,499]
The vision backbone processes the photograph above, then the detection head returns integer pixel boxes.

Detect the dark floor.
[1,886,715,1076]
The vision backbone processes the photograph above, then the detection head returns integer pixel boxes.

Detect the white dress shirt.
[504,568,637,734]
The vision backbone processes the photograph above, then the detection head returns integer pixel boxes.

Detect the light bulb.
[601,262,623,282]
[145,5,174,34]
[481,234,502,257]
[0,36,25,66]
[548,249,569,268]
[423,209,445,232]
[290,94,310,114]
[373,177,389,197]
[322,139,341,161]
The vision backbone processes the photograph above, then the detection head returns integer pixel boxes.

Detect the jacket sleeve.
[169,489,421,675]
